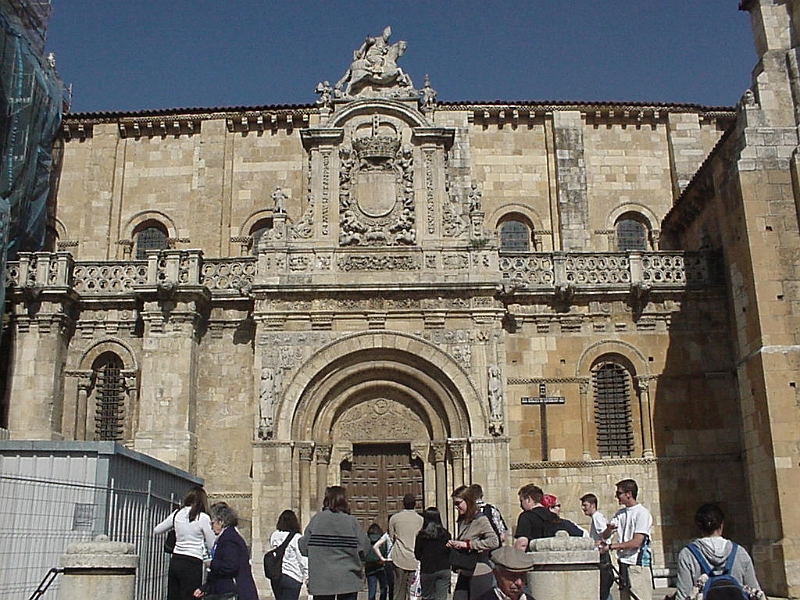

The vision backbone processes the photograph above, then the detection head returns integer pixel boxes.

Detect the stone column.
[527,533,599,600]
[579,380,593,461]
[297,442,314,523]
[59,535,137,600]
[449,439,467,490]
[75,372,92,441]
[431,441,448,527]
[315,444,332,510]
[636,378,654,459]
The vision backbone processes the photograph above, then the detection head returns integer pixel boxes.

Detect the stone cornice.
[510,453,741,470]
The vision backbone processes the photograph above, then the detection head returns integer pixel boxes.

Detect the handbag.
[203,594,237,600]
[163,510,178,554]
[449,547,478,571]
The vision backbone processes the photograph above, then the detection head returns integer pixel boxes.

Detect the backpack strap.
[723,542,739,575]
[686,542,714,576]
[276,531,294,552]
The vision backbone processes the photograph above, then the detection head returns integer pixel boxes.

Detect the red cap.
[542,494,559,508]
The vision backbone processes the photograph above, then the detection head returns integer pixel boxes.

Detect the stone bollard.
[59,534,138,600]
[527,531,599,600]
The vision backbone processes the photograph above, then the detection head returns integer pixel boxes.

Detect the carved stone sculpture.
[488,365,504,435]
[258,366,281,440]
[335,26,416,98]
[272,186,287,214]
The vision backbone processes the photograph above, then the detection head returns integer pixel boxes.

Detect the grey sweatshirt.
[675,536,761,599]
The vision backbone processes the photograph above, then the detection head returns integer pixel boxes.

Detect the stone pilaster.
[551,111,589,251]
[6,290,77,440]
[133,290,209,471]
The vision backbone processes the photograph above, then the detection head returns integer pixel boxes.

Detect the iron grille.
[616,219,647,251]
[94,355,124,441]
[500,221,531,252]
[593,362,634,457]
[135,226,168,260]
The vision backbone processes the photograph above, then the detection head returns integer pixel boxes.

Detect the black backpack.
[481,504,506,541]
[533,509,582,538]
[686,542,749,600]
[264,532,295,581]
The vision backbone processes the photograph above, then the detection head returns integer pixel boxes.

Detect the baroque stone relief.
[338,116,416,248]
[332,398,428,442]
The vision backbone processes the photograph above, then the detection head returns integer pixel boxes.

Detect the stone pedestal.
[59,534,138,600]
[527,533,599,600]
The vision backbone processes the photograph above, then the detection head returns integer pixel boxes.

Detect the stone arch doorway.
[282,333,484,527]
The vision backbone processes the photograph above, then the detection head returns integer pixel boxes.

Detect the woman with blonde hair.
[446,485,499,600]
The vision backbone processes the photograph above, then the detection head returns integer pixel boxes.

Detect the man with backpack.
[674,503,763,600]
[470,484,508,544]
[513,484,578,550]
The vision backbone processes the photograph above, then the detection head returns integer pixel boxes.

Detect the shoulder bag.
[163,510,178,554]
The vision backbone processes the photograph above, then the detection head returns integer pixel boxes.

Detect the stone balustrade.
[5,248,718,298]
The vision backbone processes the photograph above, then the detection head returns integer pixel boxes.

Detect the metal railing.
[0,473,176,600]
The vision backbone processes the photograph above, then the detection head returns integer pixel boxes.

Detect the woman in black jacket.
[414,507,452,600]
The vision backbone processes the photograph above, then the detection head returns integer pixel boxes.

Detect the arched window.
[134,222,168,260]
[92,352,125,441]
[615,216,648,252]
[250,219,273,255]
[592,361,634,457]
[500,220,532,252]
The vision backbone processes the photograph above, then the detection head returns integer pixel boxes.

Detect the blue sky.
[46,1,757,114]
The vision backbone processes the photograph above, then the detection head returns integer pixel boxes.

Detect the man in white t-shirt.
[600,479,652,600]
[581,493,612,600]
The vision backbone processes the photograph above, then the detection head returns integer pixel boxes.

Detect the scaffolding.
[0,0,61,325]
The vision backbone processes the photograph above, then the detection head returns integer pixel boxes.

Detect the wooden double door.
[341,443,424,530]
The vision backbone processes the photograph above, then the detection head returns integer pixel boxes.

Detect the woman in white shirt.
[154,486,216,600]
[269,509,308,600]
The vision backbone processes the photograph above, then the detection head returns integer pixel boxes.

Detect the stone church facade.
[3,1,800,595]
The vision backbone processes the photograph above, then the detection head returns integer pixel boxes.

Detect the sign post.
[521,384,565,461]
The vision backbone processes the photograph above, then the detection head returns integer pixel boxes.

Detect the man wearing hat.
[476,546,535,600]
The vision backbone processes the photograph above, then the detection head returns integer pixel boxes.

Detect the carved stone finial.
[315,81,333,109]
[420,74,437,112]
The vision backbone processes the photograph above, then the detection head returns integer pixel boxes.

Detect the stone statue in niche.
[488,365,504,436]
[335,26,416,98]
[468,182,483,213]
[258,366,282,440]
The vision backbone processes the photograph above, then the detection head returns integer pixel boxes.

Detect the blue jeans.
[270,573,302,600]
[419,569,450,600]
[368,567,389,600]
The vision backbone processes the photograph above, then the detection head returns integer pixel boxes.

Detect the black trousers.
[167,553,203,600]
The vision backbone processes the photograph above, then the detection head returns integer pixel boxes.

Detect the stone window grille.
[615,218,648,252]
[593,362,634,457]
[499,220,531,252]
[92,352,125,441]
[134,223,168,260]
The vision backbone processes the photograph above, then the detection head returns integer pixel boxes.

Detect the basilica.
[3,1,800,596]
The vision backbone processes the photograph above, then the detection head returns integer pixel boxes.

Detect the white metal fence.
[0,442,202,600]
